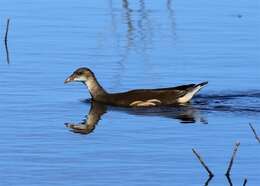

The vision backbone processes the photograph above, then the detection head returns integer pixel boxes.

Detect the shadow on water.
[65,101,107,135]
[65,100,207,135]
[65,91,260,135]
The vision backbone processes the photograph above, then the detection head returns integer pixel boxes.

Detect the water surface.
[0,0,259,185]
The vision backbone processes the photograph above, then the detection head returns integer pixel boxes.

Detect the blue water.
[0,0,259,185]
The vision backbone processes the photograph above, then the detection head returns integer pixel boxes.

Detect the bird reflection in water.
[65,101,107,134]
[65,101,207,135]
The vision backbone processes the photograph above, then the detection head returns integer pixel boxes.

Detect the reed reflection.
[166,0,176,39]
[65,101,207,135]
[204,176,213,186]
[65,101,107,134]
[137,0,152,50]
[117,0,176,63]
[226,175,234,186]
[122,0,134,48]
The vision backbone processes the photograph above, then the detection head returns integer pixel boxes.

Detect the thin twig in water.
[243,178,247,186]
[4,18,10,64]
[4,18,10,43]
[192,148,214,177]
[225,141,240,176]
[249,123,260,143]
[5,40,10,64]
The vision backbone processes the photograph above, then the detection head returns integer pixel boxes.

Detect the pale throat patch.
[74,76,99,94]
[85,77,100,95]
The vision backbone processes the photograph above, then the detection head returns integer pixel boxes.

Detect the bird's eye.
[77,71,83,75]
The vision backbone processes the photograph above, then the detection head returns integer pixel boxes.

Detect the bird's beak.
[64,74,76,84]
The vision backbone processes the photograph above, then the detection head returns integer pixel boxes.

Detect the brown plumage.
[64,67,208,107]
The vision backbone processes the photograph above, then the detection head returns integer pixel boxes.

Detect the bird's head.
[64,67,94,84]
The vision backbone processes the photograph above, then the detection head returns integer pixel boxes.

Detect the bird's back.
[104,84,196,107]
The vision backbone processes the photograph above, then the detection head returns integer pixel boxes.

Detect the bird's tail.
[195,81,208,88]
[177,81,208,103]
[192,81,208,94]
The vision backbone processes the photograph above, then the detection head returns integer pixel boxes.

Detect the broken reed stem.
[243,178,247,186]
[225,141,240,176]
[192,148,214,177]
[249,123,260,143]
[4,18,10,43]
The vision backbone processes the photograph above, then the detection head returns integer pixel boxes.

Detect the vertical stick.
[4,18,10,43]
[249,123,260,143]
[4,18,10,64]
[225,141,240,176]
[243,178,247,186]
[192,148,214,177]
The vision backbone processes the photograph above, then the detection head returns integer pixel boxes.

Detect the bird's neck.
[84,76,107,99]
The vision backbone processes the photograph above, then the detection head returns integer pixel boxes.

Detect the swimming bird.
[64,67,208,107]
